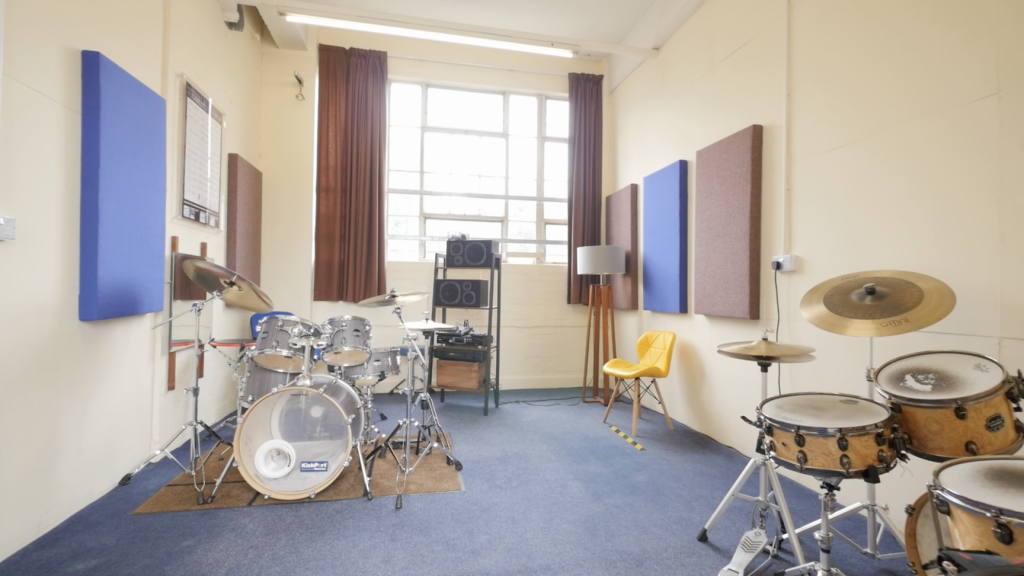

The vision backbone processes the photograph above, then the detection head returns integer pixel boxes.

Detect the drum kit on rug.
[119,260,462,510]
[700,270,1024,576]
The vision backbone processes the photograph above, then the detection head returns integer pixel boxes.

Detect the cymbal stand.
[786,337,906,561]
[377,294,461,509]
[698,361,806,574]
[781,481,846,575]
[119,295,231,505]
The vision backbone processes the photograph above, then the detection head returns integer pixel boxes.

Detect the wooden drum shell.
[946,505,1024,560]
[894,391,1022,461]
[768,426,895,477]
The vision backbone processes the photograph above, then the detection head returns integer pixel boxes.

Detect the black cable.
[498,396,581,407]
[775,267,782,397]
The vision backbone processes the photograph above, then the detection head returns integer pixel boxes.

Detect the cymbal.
[405,320,455,332]
[182,260,273,313]
[357,291,428,308]
[800,270,955,337]
[717,350,816,364]
[718,338,815,358]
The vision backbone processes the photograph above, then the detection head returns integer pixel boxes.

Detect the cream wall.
[0,0,262,561]
[609,0,1024,533]
[258,28,606,391]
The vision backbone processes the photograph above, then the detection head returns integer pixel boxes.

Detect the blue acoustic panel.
[642,160,688,314]
[80,50,166,321]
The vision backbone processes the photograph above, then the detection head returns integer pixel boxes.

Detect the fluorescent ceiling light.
[284,13,576,59]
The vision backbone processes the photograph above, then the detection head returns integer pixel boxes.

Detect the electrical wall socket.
[0,216,15,241]
[771,255,795,272]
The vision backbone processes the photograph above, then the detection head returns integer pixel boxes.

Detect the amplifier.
[446,239,500,268]
[433,279,489,308]
[436,332,492,348]
[432,345,489,363]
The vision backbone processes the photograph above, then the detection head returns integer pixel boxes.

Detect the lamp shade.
[576,245,626,276]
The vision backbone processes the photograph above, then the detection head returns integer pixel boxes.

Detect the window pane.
[388,216,418,236]
[546,224,567,241]
[388,126,420,171]
[509,179,537,197]
[427,88,503,132]
[509,95,538,136]
[544,201,567,220]
[390,83,422,127]
[388,239,419,261]
[544,180,567,199]
[389,171,420,191]
[509,137,537,179]
[424,196,505,217]
[508,221,536,240]
[509,200,537,221]
[507,243,537,253]
[425,219,502,239]
[508,257,537,264]
[546,244,567,263]
[424,133,506,178]
[544,142,568,181]
[545,99,569,138]
[388,193,419,216]
[478,137,507,177]
[425,240,446,257]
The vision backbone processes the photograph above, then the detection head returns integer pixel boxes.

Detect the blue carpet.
[1,388,908,575]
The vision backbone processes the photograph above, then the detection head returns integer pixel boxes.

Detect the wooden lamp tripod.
[577,245,625,405]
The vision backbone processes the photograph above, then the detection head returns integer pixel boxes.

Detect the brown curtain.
[566,73,604,305]
[314,45,388,302]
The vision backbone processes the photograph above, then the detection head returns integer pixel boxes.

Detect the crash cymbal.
[405,319,455,332]
[800,270,955,337]
[357,290,428,308]
[718,338,815,358]
[717,350,816,364]
[182,260,273,313]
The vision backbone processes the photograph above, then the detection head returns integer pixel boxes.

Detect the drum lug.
[764,424,773,437]
[837,434,849,452]
[877,450,889,466]
[933,495,950,516]
[965,441,979,456]
[992,519,1015,546]
[904,504,915,517]
[875,430,887,447]
[839,454,851,473]
[796,451,807,471]
[954,404,968,420]
[889,402,902,414]
[794,430,805,448]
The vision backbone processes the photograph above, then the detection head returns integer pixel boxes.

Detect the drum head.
[936,456,1024,518]
[905,492,951,575]
[760,393,890,430]
[235,381,353,500]
[876,351,1006,403]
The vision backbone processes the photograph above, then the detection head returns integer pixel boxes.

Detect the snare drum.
[251,315,321,373]
[758,392,897,479]
[235,375,364,500]
[875,351,1024,461]
[321,316,372,367]
[340,347,402,382]
[931,456,1024,561]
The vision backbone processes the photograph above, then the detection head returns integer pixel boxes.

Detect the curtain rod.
[387,54,572,77]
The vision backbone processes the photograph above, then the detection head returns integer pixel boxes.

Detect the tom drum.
[321,316,372,367]
[251,315,321,373]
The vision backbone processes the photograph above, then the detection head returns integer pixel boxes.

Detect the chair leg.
[650,378,674,431]
[602,378,623,424]
[632,378,641,437]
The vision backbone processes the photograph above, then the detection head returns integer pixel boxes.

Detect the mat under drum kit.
[119,260,461,510]
[700,270,1024,576]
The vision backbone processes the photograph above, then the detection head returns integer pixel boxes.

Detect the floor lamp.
[578,245,625,405]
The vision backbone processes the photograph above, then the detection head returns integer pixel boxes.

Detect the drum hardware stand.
[699,361,807,574]
[777,481,846,576]
[376,292,461,509]
[786,337,907,561]
[119,295,231,506]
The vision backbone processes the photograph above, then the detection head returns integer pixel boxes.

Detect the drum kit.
[699,270,1024,576]
[119,261,462,510]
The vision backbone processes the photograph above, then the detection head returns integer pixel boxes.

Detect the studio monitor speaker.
[446,239,500,268]
[433,279,489,308]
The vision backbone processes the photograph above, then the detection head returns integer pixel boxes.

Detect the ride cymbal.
[718,338,815,358]
[405,320,455,331]
[717,350,816,364]
[357,291,428,308]
[800,270,955,337]
[182,260,274,313]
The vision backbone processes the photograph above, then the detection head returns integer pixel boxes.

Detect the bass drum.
[875,350,1024,461]
[235,375,363,500]
[905,492,952,576]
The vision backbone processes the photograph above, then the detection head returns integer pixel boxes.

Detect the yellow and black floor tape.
[609,425,644,451]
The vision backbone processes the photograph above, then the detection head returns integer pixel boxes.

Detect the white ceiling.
[252,0,708,87]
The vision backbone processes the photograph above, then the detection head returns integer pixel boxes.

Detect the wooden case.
[436,359,486,390]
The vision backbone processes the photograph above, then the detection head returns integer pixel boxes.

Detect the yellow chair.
[602,331,676,437]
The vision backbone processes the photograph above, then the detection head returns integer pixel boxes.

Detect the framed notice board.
[180,80,223,228]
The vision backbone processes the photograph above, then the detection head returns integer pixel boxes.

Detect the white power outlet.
[0,216,15,241]
[771,255,795,272]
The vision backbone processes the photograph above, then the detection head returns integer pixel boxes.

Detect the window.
[386,83,569,264]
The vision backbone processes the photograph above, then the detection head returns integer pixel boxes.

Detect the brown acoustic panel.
[605,184,638,310]
[226,153,262,285]
[172,252,206,300]
[694,125,763,319]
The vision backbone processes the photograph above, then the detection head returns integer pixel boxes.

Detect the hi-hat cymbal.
[182,260,273,313]
[800,270,955,337]
[405,319,455,332]
[717,350,816,364]
[718,338,815,358]
[357,291,428,308]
